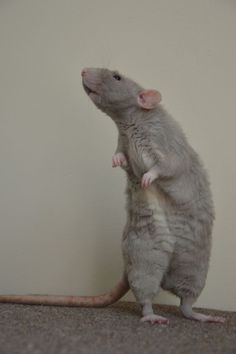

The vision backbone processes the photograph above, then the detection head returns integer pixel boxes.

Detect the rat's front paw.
[112,152,128,168]
[141,171,157,189]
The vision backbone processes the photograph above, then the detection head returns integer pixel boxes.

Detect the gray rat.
[81,68,225,324]
[0,68,224,324]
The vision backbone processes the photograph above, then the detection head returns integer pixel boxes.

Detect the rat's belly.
[122,185,175,267]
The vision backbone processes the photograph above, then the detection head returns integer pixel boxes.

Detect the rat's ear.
[137,90,162,110]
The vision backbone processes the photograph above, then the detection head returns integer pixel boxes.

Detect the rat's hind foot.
[185,312,225,323]
[141,314,169,325]
[141,299,169,325]
[180,297,225,323]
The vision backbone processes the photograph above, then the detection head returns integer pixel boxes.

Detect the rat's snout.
[81,68,88,77]
[81,67,97,79]
[81,67,102,81]
[82,67,98,87]
[82,67,103,99]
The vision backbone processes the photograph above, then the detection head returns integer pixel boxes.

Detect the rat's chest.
[124,135,154,177]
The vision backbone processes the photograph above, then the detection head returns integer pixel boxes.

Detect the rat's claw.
[141,314,169,325]
[206,316,225,323]
[189,313,226,323]
[112,153,127,168]
[141,172,155,189]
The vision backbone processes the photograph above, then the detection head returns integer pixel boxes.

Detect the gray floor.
[0,301,235,354]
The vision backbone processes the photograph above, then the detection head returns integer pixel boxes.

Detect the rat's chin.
[82,82,99,97]
[82,81,102,107]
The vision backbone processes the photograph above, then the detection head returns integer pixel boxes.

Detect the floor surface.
[0,301,235,354]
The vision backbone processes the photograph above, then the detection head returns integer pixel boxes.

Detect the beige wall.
[0,0,235,311]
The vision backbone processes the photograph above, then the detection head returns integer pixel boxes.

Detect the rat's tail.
[0,274,129,307]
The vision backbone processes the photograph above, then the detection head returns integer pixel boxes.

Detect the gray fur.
[82,68,224,323]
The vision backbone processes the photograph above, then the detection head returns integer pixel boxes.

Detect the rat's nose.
[81,68,87,77]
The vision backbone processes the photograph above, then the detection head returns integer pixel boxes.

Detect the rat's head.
[81,68,161,118]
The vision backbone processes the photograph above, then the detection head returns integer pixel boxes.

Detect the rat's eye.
[113,73,121,81]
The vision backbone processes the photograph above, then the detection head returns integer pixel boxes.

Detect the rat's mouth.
[82,82,98,96]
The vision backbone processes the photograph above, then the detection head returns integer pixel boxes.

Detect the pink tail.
[0,276,129,307]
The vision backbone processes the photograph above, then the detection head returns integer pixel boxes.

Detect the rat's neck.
[111,105,164,132]
[109,107,145,130]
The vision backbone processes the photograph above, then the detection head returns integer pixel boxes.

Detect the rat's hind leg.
[124,233,174,325]
[163,268,225,323]
[131,269,169,325]
[180,297,225,323]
